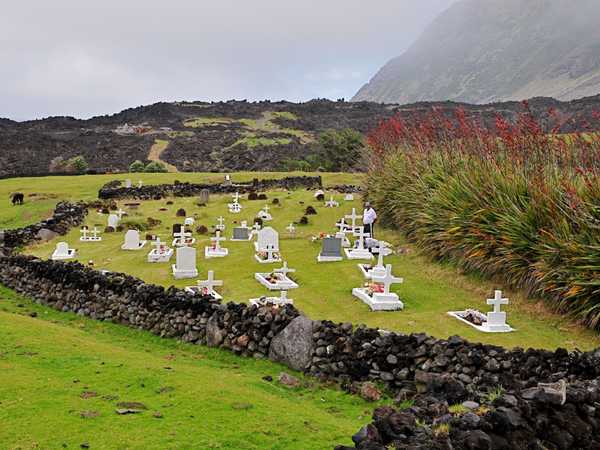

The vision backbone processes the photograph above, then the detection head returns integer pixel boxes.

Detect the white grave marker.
[205,231,228,258]
[254,227,281,264]
[121,229,147,250]
[172,246,198,279]
[344,227,374,260]
[185,270,223,300]
[147,237,174,263]
[51,241,76,260]
[352,264,404,311]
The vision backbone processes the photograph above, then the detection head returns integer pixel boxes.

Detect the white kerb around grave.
[121,229,147,250]
[185,270,223,300]
[250,290,294,307]
[107,214,119,229]
[344,227,374,260]
[254,227,281,263]
[205,231,228,258]
[172,246,198,279]
[352,264,404,311]
[255,261,299,290]
[147,237,174,263]
[51,241,76,261]
[447,290,515,333]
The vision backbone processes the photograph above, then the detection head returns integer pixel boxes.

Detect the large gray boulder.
[206,316,225,348]
[36,228,58,242]
[268,315,314,371]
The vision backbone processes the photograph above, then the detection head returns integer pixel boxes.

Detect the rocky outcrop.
[97,175,323,200]
[268,316,314,371]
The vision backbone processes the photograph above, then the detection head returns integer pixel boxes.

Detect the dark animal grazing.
[11,193,24,205]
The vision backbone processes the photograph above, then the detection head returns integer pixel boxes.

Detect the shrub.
[120,219,148,232]
[318,128,365,171]
[298,216,309,225]
[305,206,317,215]
[196,225,208,235]
[365,103,600,330]
[129,160,146,173]
[257,193,268,200]
[145,161,168,173]
[176,208,186,217]
[248,192,259,201]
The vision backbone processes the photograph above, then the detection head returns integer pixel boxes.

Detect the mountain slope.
[353,0,600,104]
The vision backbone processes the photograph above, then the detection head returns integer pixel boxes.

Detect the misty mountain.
[353,0,600,104]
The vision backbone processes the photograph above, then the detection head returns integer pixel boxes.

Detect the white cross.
[229,203,241,213]
[345,208,360,231]
[487,290,509,313]
[198,270,223,294]
[80,227,89,240]
[91,227,100,239]
[286,223,296,234]
[116,208,126,220]
[325,196,337,207]
[216,216,225,230]
[279,290,289,304]
[335,220,348,233]
[262,205,270,213]
[211,231,226,251]
[374,241,386,270]
[353,227,369,250]
[232,192,240,203]
[252,222,261,232]
[372,264,403,295]
[275,261,295,278]
[241,221,248,228]
[153,237,163,252]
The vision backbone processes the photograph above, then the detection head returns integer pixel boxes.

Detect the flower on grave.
[365,283,384,295]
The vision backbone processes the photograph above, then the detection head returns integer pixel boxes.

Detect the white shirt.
[363,207,377,225]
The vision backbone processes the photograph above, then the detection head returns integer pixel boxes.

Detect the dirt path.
[148,139,178,172]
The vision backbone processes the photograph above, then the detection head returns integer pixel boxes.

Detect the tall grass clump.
[366,104,600,330]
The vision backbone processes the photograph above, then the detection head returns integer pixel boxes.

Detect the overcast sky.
[0,0,455,120]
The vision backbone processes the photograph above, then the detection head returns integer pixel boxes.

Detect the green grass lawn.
[15,180,600,351]
[0,287,376,449]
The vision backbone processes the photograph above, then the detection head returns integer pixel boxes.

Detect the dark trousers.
[364,223,374,238]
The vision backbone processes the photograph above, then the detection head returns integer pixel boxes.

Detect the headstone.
[172,229,195,247]
[255,261,299,290]
[184,217,195,227]
[345,193,354,201]
[199,189,210,204]
[51,241,76,261]
[344,208,361,233]
[314,189,325,199]
[125,179,132,188]
[359,241,387,279]
[116,208,126,220]
[172,223,183,235]
[344,227,374,260]
[80,226,102,242]
[138,180,143,188]
[186,270,223,300]
[147,237,174,263]
[254,227,281,263]
[107,214,119,229]
[223,174,232,187]
[172,246,198,279]
[232,226,250,241]
[205,230,228,258]
[216,216,225,232]
[325,196,339,208]
[121,229,147,250]
[317,237,343,262]
[286,223,296,236]
[486,290,511,332]
[352,264,404,311]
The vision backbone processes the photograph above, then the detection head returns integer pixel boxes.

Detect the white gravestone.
[172,246,198,279]
[448,290,514,333]
[344,227,374,260]
[216,216,225,232]
[286,223,296,236]
[254,227,281,264]
[184,217,195,227]
[125,179,132,188]
[255,261,299,290]
[205,230,228,258]
[228,192,242,213]
[325,196,339,208]
[344,208,362,233]
[116,208,126,220]
[80,226,102,242]
[257,205,272,221]
[313,189,325,199]
[121,229,147,250]
[317,237,343,262]
[51,241,77,261]
[358,241,390,279]
[352,264,404,311]
[107,214,119,229]
[185,270,223,300]
[147,237,174,263]
[344,193,354,201]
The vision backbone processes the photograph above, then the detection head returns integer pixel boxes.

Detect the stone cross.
[153,237,164,253]
[262,205,270,213]
[353,227,369,250]
[211,231,226,250]
[80,227,89,240]
[374,241,386,270]
[286,223,296,234]
[487,290,509,313]
[325,196,337,207]
[372,264,403,295]
[232,192,240,203]
[253,223,261,233]
[91,227,100,239]
[116,208,126,220]
[216,216,225,231]
[198,270,223,293]
[335,220,348,233]
[345,208,360,231]
[275,261,295,277]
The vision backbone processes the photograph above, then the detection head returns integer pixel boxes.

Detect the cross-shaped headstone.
[335,220,348,233]
[80,227,89,240]
[374,241,386,270]
[232,192,240,203]
[241,221,248,228]
[286,223,296,234]
[262,205,270,213]
[211,231,226,251]
[216,216,225,230]
[198,270,223,293]
[252,222,261,233]
[91,227,100,239]
[353,227,369,250]
[345,208,360,231]
[372,264,403,295]
[116,208,126,220]
[487,290,509,313]
[325,196,337,207]
[275,261,295,278]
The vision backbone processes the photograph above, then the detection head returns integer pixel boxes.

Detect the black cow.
[11,192,24,205]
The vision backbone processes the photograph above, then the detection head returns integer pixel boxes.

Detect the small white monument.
[51,241,77,261]
[228,192,242,213]
[255,261,299,290]
[257,205,273,221]
[184,217,195,227]
[205,231,228,258]
[313,189,325,199]
[250,290,295,307]
[121,229,147,250]
[107,214,119,229]
[80,226,102,242]
[173,229,195,248]
[344,193,354,201]
[325,196,339,208]
[138,180,143,188]
[358,242,391,279]
[254,227,281,264]
[286,223,296,236]
[125,179,132,188]
[352,264,404,311]
[185,270,223,300]
[215,216,226,232]
[116,208,126,220]
[344,208,362,233]
[147,238,174,263]
[344,227,374,260]
[172,246,198,279]
[448,290,514,333]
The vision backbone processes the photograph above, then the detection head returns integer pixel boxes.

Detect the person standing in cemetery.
[363,202,377,238]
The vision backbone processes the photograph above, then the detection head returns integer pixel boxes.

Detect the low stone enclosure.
[98,175,326,200]
[2,204,600,449]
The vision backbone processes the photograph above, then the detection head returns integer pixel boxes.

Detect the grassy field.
[7,173,598,351]
[0,286,376,449]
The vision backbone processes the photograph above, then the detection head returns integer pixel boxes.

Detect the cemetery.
[3,172,600,449]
